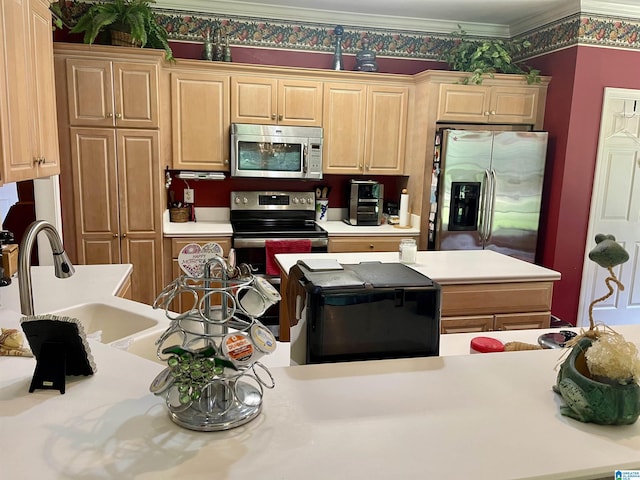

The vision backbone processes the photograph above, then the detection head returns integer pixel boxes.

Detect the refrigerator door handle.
[486,169,498,242]
[479,169,491,242]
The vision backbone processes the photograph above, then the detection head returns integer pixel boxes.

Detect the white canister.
[315,199,329,222]
[399,238,417,264]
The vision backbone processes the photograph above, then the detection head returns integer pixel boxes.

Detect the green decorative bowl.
[554,337,640,425]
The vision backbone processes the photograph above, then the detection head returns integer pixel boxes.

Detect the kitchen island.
[1,263,640,478]
[275,250,562,341]
[2,326,640,479]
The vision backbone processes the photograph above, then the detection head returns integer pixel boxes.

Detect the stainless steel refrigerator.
[429,129,548,263]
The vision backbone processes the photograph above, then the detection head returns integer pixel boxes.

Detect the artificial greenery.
[66,0,173,61]
[440,26,540,85]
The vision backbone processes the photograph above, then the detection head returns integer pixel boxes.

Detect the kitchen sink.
[51,302,161,344]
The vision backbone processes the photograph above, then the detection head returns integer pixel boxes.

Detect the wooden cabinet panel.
[0,0,59,183]
[171,238,232,258]
[278,79,323,126]
[489,86,538,124]
[365,85,408,174]
[441,282,553,317]
[171,71,230,170]
[437,83,540,124]
[28,0,60,178]
[231,76,322,126]
[323,82,406,175]
[69,127,162,305]
[169,237,232,313]
[328,236,417,253]
[441,315,493,334]
[322,82,366,174]
[494,312,550,330]
[66,59,159,128]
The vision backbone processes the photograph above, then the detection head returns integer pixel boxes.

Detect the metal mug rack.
[151,255,277,431]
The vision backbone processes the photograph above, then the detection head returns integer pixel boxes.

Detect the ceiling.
[159,0,640,36]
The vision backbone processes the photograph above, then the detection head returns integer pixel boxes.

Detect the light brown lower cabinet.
[167,237,232,313]
[439,282,553,334]
[328,235,419,253]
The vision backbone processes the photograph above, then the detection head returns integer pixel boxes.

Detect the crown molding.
[155,0,510,37]
[509,1,580,36]
[581,0,640,18]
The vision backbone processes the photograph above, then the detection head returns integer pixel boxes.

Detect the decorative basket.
[110,29,141,48]
[169,207,190,223]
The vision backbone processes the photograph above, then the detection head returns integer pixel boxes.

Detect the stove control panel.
[231,191,316,211]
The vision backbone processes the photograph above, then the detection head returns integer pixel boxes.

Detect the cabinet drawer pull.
[369,244,374,249]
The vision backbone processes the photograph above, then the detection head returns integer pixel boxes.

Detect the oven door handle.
[233,237,329,249]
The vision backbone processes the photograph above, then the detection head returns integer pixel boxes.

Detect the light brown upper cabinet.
[231,76,323,126]
[437,84,539,124]
[323,82,408,175]
[66,58,159,129]
[0,0,59,184]
[171,71,230,171]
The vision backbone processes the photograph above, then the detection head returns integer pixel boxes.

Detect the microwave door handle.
[303,144,308,174]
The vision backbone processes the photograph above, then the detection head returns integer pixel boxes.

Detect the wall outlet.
[184,188,194,204]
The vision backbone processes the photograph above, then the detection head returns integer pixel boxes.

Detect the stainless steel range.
[230,191,329,336]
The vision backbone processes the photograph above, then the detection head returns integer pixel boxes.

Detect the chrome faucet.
[18,220,75,316]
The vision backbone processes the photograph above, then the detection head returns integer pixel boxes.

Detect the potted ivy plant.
[440,26,540,85]
[68,0,174,61]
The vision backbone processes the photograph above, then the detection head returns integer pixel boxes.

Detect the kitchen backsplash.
[166,172,405,210]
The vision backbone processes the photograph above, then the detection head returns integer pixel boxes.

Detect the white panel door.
[578,88,640,327]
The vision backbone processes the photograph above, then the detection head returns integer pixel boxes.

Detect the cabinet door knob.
[271,113,276,120]
[278,114,283,121]
[369,244,374,249]
[106,112,113,118]
[32,157,39,166]
[122,233,127,238]
[39,157,45,165]
[490,110,496,115]
[112,233,118,238]
[224,159,229,164]
[115,113,122,119]
[484,111,490,116]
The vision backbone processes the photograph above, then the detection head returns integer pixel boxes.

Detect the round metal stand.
[152,256,276,431]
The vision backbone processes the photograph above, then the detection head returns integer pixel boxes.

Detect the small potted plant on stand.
[554,234,640,425]
[68,0,173,61]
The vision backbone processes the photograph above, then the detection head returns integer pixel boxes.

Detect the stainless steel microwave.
[230,123,323,180]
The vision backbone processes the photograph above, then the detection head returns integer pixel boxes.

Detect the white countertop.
[162,209,420,237]
[1,263,134,313]
[318,218,420,236]
[2,324,640,479]
[275,250,561,284]
[6,261,639,479]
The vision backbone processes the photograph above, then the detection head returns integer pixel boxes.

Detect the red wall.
[529,45,640,323]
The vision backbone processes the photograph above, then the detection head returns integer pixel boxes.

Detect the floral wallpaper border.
[57,3,640,61]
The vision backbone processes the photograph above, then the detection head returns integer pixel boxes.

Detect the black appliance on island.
[290,261,441,365]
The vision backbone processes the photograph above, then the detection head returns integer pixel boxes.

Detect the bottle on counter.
[399,238,417,264]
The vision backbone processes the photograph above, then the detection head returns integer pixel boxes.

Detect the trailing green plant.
[440,26,540,85]
[68,0,174,61]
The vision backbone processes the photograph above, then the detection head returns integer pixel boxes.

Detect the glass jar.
[399,238,417,264]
